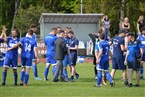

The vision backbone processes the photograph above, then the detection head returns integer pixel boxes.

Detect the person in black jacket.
[53,30,67,82]
[88,29,103,79]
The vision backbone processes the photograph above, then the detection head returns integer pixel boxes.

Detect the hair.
[11,29,18,34]
[138,15,144,22]
[67,30,74,35]
[58,30,64,34]
[98,28,103,34]
[99,33,105,39]
[57,27,61,29]
[124,17,129,22]
[141,26,145,31]
[127,32,135,37]
[30,24,37,28]
[51,27,57,31]
[28,29,34,35]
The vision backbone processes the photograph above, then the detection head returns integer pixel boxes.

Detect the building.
[39,13,103,55]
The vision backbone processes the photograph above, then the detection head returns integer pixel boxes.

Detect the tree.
[14,5,49,37]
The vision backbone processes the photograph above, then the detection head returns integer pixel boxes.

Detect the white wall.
[41,23,99,44]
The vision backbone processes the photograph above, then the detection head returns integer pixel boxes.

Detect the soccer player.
[67,30,79,81]
[2,29,19,86]
[0,25,7,67]
[0,51,5,67]
[8,29,39,86]
[53,30,67,82]
[110,29,128,85]
[124,32,143,87]
[137,26,145,79]
[95,33,114,87]
[44,28,58,81]
[62,29,70,81]
[26,24,42,80]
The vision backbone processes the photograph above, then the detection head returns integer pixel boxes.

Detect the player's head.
[28,29,34,36]
[96,28,103,38]
[141,26,145,35]
[57,30,65,37]
[67,30,74,38]
[65,27,72,33]
[56,27,62,31]
[11,29,18,38]
[64,30,68,38]
[50,27,57,35]
[118,29,126,37]
[98,33,105,40]
[127,32,135,41]
[30,24,37,32]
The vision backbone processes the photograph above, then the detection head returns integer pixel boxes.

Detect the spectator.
[137,15,144,35]
[102,15,110,40]
[121,17,130,32]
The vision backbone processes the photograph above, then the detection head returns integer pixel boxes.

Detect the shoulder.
[74,37,79,41]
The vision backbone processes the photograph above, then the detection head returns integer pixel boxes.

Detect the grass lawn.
[0,62,145,97]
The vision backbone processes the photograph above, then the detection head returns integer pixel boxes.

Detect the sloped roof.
[39,13,104,24]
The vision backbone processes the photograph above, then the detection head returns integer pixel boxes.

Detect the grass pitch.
[0,63,145,97]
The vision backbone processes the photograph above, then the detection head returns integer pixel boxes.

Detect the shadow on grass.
[78,78,94,82]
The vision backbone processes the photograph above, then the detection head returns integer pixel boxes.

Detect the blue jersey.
[64,37,69,50]
[98,40,110,58]
[26,33,37,58]
[137,35,145,54]
[19,36,37,58]
[6,37,19,58]
[127,40,142,61]
[112,36,124,58]
[69,37,79,52]
[44,34,57,56]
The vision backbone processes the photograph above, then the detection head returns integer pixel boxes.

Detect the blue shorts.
[3,55,18,69]
[97,57,109,71]
[127,60,140,71]
[21,57,32,68]
[112,56,126,70]
[0,61,4,67]
[142,54,145,61]
[46,55,56,65]
[69,52,77,66]
[63,55,69,67]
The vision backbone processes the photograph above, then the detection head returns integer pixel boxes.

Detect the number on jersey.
[25,43,31,52]
[105,47,109,55]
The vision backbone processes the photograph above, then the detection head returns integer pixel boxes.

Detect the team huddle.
[0,19,145,87]
[0,25,79,86]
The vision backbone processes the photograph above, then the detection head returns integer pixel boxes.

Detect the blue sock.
[2,71,7,83]
[52,66,57,76]
[105,71,113,83]
[97,71,102,86]
[14,72,18,84]
[140,66,144,76]
[44,67,49,78]
[32,64,38,77]
[63,68,68,79]
[20,71,25,82]
[24,73,29,85]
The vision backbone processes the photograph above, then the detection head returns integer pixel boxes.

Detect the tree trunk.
[11,0,20,30]
[119,0,125,29]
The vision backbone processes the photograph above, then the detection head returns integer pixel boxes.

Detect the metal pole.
[81,0,83,14]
